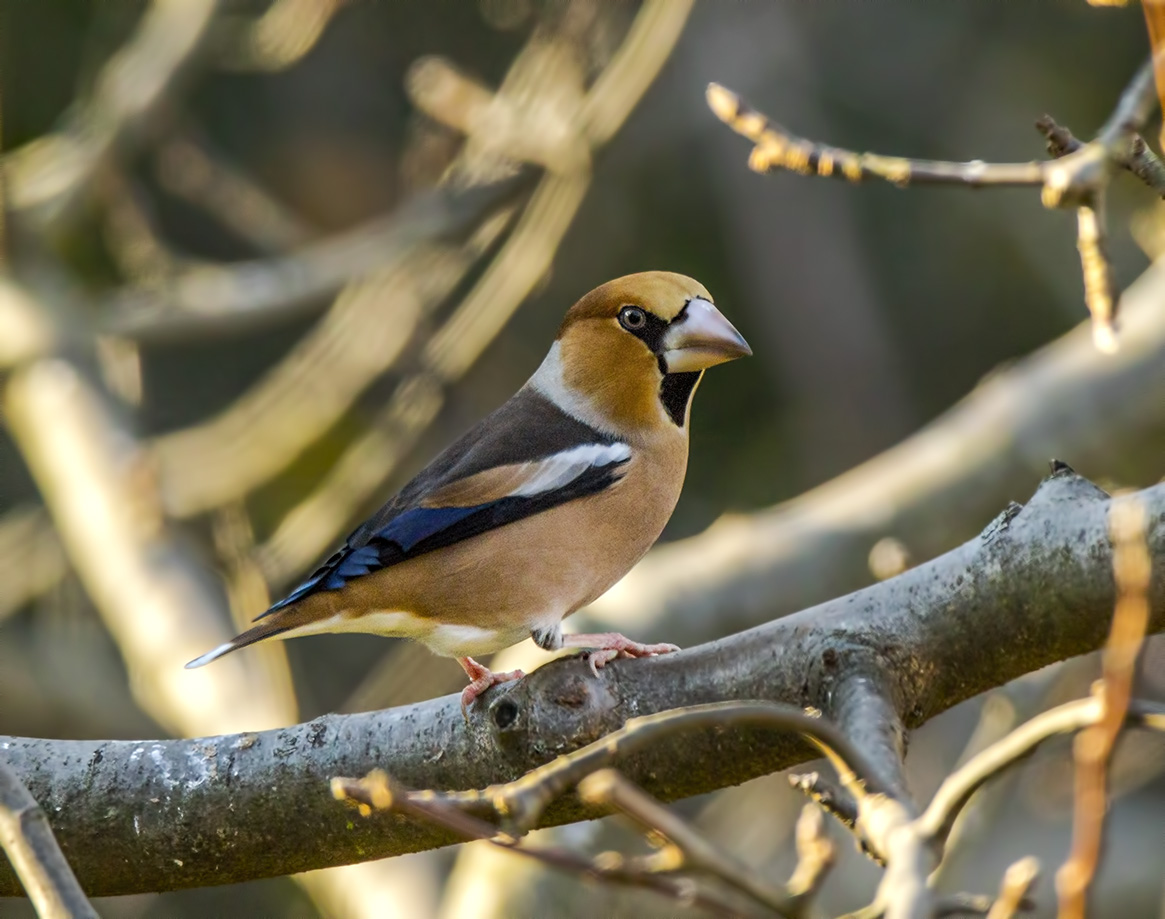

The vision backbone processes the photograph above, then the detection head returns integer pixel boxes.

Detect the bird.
[187,271,751,714]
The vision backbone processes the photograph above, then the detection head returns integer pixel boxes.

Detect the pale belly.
[282,609,530,658]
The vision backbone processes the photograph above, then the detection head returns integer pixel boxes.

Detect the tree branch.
[707,59,1159,352]
[104,174,531,340]
[576,768,797,916]
[0,760,97,919]
[1057,496,1153,917]
[0,468,1162,896]
[331,767,759,917]
[6,0,223,235]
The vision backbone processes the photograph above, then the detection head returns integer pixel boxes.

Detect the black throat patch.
[659,371,702,426]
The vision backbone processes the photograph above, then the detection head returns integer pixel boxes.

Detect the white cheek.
[527,342,617,434]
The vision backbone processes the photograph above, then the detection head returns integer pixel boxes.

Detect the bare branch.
[337,701,887,843]
[104,174,530,340]
[987,857,1040,919]
[6,0,223,235]
[154,135,316,252]
[0,507,67,624]
[707,59,1159,353]
[788,772,861,839]
[1035,115,1165,197]
[331,769,758,917]
[577,768,798,916]
[0,760,98,919]
[1,470,1162,895]
[826,674,931,919]
[1,278,291,736]
[705,83,1044,189]
[828,672,913,806]
[1056,496,1153,917]
[918,698,1165,844]
[214,0,346,72]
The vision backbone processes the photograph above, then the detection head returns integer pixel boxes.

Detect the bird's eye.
[619,306,647,331]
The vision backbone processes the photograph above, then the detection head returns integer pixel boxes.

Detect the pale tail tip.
[185,641,235,670]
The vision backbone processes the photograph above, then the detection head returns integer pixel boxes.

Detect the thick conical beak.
[661,298,752,373]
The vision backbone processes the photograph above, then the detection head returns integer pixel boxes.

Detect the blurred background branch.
[8,0,222,235]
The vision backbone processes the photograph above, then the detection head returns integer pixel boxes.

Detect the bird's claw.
[580,638,681,678]
[459,661,525,721]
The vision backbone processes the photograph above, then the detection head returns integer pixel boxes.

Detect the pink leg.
[560,632,681,677]
[457,656,525,717]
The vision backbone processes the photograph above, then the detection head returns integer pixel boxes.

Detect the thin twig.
[1074,193,1119,353]
[919,698,1165,844]
[1056,497,1153,918]
[154,134,316,252]
[104,173,532,339]
[708,59,1159,354]
[1035,114,1165,198]
[344,701,890,836]
[706,83,1044,189]
[7,0,224,234]
[788,771,859,833]
[0,760,98,919]
[578,769,798,916]
[986,856,1040,919]
[331,769,764,918]
[785,805,835,913]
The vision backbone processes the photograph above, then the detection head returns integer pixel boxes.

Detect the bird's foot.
[561,632,681,678]
[458,657,525,719]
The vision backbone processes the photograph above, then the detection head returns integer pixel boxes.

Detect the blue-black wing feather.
[260,390,623,618]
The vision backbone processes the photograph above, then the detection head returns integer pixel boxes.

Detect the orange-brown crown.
[558,271,713,336]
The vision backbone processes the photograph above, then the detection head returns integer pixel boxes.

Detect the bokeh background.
[2,1,1164,917]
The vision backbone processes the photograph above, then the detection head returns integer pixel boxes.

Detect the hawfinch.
[188,272,751,712]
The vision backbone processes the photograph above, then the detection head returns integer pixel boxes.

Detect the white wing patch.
[421,440,631,508]
[508,442,631,497]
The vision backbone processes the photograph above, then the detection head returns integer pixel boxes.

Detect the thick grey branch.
[1,469,1163,896]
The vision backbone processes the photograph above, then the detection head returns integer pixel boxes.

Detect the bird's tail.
[184,618,293,669]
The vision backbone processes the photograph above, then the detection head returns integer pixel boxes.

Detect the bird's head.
[531,271,751,435]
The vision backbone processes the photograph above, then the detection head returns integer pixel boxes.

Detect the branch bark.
[0,467,1161,896]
